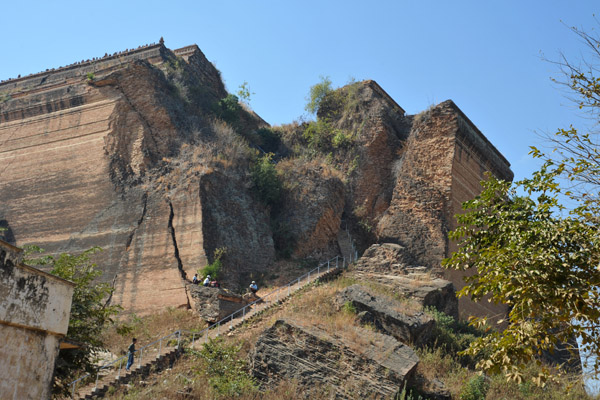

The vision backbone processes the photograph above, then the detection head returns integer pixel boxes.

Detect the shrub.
[460,375,489,400]
[426,307,486,367]
[342,301,357,315]
[215,94,241,125]
[305,75,334,114]
[302,119,344,151]
[197,337,257,397]
[332,130,352,148]
[200,247,226,280]
[255,127,281,154]
[305,75,349,120]
[236,81,253,104]
[398,382,424,400]
[250,153,282,207]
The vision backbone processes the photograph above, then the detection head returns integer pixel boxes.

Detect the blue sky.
[2,1,598,183]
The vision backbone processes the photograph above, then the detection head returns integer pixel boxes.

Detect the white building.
[0,240,75,399]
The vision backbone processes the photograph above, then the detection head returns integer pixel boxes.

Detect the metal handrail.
[181,255,344,346]
[70,330,181,398]
[69,251,356,398]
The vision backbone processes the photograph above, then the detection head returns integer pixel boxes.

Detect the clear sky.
[2,1,598,183]
[2,0,599,393]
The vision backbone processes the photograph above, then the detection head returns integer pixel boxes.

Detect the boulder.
[411,375,452,400]
[354,243,415,274]
[353,243,458,319]
[336,284,434,347]
[250,319,419,399]
[188,285,247,323]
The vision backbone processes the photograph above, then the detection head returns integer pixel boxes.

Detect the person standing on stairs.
[126,338,137,371]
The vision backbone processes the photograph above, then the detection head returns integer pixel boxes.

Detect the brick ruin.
[0,41,229,315]
[0,41,513,323]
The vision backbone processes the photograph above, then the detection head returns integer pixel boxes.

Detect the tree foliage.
[215,94,241,125]
[250,153,282,207]
[196,337,257,397]
[537,24,600,207]
[26,246,120,397]
[443,171,600,385]
[305,75,334,115]
[236,81,254,104]
[444,23,600,386]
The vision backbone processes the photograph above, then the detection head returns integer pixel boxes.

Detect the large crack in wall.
[168,200,191,309]
[125,193,148,251]
[108,192,147,307]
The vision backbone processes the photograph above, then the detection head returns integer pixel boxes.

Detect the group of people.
[125,278,259,371]
[191,273,258,294]
[192,273,220,288]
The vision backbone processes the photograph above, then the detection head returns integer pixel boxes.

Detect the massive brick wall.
[377,101,458,267]
[445,104,513,322]
[0,43,227,316]
[373,98,513,323]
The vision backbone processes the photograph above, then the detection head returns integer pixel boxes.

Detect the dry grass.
[104,354,310,400]
[100,273,597,400]
[276,156,345,199]
[415,346,595,400]
[412,103,436,126]
[153,119,255,193]
[345,274,423,316]
[102,308,207,357]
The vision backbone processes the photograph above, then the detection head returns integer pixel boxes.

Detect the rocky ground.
[99,263,591,400]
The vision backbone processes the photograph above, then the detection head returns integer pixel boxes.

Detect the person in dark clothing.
[192,274,199,284]
[126,338,137,371]
[249,281,258,294]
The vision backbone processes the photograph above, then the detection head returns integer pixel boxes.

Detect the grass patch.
[194,337,258,397]
[101,308,206,357]
[102,272,594,400]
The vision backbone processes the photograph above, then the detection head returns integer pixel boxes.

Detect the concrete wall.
[0,240,74,400]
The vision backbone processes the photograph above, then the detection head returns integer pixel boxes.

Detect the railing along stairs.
[70,248,359,399]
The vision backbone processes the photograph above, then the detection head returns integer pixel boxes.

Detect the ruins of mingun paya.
[0,39,513,321]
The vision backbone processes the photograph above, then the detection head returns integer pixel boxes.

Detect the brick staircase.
[337,227,356,263]
[75,347,180,399]
[72,229,356,399]
[188,263,343,350]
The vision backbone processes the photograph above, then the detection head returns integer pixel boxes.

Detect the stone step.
[74,347,180,399]
[74,263,342,398]
[337,229,354,262]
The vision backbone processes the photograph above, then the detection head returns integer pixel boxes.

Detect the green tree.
[250,153,282,207]
[236,81,254,104]
[215,94,241,124]
[443,170,600,385]
[197,337,257,397]
[305,75,334,115]
[26,246,121,397]
[444,24,600,386]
